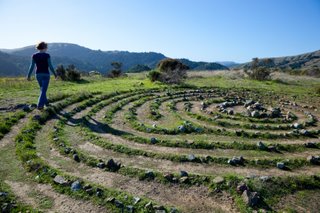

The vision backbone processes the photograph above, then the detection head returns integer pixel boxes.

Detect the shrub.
[147,70,161,82]
[55,64,66,80]
[149,58,189,84]
[65,64,81,81]
[55,64,81,81]
[245,58,271,81]
[107,61,123,78]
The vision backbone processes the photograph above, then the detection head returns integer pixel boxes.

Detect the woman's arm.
[27,59,35,79]
[48,57,57,77]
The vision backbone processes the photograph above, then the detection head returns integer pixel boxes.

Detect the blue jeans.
[36,74,50,108]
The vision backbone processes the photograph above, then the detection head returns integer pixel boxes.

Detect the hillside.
[1,72,320,213]
[240,50,320,71]
[0,43,228,76]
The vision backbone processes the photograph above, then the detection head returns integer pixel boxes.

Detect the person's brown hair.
[36,41,48,50]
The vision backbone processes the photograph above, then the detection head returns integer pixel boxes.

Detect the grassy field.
[1,71,320,212]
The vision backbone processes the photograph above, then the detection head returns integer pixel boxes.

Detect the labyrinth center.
[3,87,320,212]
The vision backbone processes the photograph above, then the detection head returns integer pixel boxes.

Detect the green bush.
[56,64,81,81]
[148,58,189,84]
[147,70,161,82]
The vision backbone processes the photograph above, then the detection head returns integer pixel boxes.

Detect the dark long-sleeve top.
[27,52,57,78]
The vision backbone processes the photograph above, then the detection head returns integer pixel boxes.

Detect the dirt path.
[35,121,237,213]
[6,180,107,213]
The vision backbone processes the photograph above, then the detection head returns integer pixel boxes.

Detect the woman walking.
[27,41,57,110]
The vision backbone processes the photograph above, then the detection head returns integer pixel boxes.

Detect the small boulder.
[188,154,196,161]
[164,173,174,182]
[150,137,158,144]
[97,162,106,169]
[96,188,103,197]
[180,170,188,177]
[293,123,303,129]
[251,111,260,118]
[179,176,189,184]
[71,180,82,191]
[145,170,155,179]
[257,141,267,150]
[133,197,141,204]
[242,190,260,207]
[277,162,286,170]
[0,192,8,197]
[73,154,80,162]
[259,176,271,182]
[304,142,317,148]
[307,156,320,165]
[178,125,186,132]
[236,182,248,194]
[53,175,68,185]
[106,159,121,171]
[213,176,225,184]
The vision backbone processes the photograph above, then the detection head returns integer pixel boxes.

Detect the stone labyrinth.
[2,87,320,212]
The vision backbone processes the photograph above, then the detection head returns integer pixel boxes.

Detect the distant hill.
[216,61,240,68]
[239,50,320,71]
[0,43,228,77]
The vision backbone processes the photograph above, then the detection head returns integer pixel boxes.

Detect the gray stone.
[115,200,124,208]
[268,145,277,152]
[244,100,254,107]
[180,170,188,177]
[307,156,320,165]
[236,182,248,194]
[71,180,81,191]
[304,142,317,148]
[180,176,189,184]
[0,192,8,197]
[213,176,225,184]
[164,173,174,182]
[299,129,310,136]
[178,125,186,132]
[73,154,80,162]
[133,197,141,204]
[277,162,286,170]
[259,176,271,182]
[96,188,103,197]
[228,156,245,165]
[150,137,158,144]
[242,190,260,207]
[257,141,267,150]
[53,175,68,185]
[293,123,303,129]
[97,162,106,169]
[106,159,121,171]
[188,154,196,161]
[127,205,134,213]
[145,170,155,179]
[64,147,71,154]
[251,111,260,118]
[270,107,281,118]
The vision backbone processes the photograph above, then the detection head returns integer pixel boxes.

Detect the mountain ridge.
[0,43,228,76]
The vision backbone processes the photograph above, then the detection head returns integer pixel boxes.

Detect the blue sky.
[0,0,319,62]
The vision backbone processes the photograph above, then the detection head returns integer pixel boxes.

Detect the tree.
[150,58,189,84]
[108,61,122,78]
[245,58,271,81]
[66,64,81,81]
[56,64,81,81]
[55,64,66,80]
